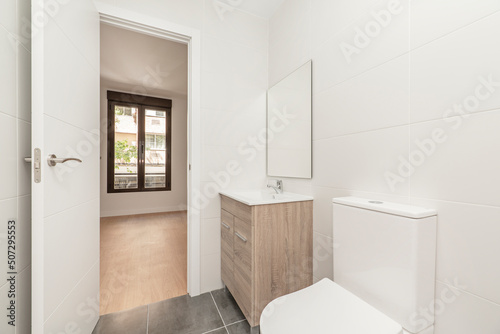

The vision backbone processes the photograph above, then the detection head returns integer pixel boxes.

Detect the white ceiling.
[100,23,188,97]
[237,0,286,18]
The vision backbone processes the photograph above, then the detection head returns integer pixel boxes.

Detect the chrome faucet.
[267,179,283,194]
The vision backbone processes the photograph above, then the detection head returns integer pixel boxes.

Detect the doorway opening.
[99,22,189,315]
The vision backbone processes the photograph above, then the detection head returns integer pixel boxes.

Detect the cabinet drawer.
[233,217,252,273]
[221,196,252,224]
[221,210,234,259]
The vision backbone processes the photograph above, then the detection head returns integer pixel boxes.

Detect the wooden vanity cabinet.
[220,195,313,327]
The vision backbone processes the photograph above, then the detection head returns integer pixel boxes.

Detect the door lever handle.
[47,154,83,167]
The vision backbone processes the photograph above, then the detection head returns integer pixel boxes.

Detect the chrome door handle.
[221,222,230,230]
[235,232,247,243]
[47,154,83,167]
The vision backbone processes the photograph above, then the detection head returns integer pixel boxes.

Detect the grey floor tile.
[211,289,245,324]
[227,321,258,334]
[92,305,147,334]
[148,293,224,334]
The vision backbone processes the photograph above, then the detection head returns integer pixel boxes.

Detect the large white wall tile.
[0,0,17,34]
[201,70,267,112]
[314,53,409,139]
[201,218,221,256]
[17,43,30,122]
[269,0,311,86]
[411,198,500,305]
[201,253,223,292]
[313,126,410,196]
[312,0,409,94]
[411,0,500,49]
[310,0,381,52]
[311,186,350,237]
[313,232,334,280]
[199,185,222,219]
[410,110,500,207]
[17,266,31,334]
[16,195,31,273]
[0,113,17,201]
[201,146,266,187]
[0,27,17,118]
[204,0,268,52]
[410,12,500,123]
[202,108,265,147]
[16,0,31,51]
[17,119,30,197]
[434,282,500,334]
[202,36,267,86]
[278,177,313,195]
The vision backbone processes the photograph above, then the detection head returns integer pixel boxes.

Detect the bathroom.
[0,0,499,333]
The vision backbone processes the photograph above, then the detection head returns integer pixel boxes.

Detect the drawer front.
[221,210,234,259]
[233,217,252,273]
[221,196,252,224]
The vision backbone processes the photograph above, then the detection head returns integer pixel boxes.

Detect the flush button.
[369,201,384,204]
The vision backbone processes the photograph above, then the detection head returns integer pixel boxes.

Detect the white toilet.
[260,197,437,334]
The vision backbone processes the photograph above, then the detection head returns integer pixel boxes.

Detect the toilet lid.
[260,279,403,334]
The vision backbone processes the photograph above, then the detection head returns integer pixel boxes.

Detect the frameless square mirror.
[267,60,312,179]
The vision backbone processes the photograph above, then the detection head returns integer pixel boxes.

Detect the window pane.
[145,134,155,150]
[155,135,166,149]
[145,109,167,188]
[114,106,138,189]
[145,109,166,117]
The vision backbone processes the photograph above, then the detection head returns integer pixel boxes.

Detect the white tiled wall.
[0,0,31,333]
[96,0,269,293]
[269,0,500,332]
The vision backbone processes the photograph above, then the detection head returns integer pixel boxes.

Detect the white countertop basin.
[219,190,313,206]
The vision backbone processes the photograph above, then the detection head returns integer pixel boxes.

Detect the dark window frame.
[107,91,172,193]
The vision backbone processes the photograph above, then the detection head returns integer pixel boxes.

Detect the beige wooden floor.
[100,211,187,315]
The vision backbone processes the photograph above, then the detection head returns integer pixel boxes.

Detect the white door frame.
[96,2,202,296]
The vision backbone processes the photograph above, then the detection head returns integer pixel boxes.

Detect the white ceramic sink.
[219,190,313,206]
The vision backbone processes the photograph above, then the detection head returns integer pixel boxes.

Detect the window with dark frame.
[107,91,172,193]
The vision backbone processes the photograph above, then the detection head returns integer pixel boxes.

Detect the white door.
[31,0,100,333]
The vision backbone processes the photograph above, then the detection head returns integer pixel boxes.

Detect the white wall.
[95,0,269,293]
[0,0,31,333]
[269,0,500,332]
[99,80,189,217]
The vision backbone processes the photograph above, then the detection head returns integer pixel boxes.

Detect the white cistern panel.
[333,197,437,333]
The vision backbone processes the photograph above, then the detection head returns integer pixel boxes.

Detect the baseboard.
[100,204,188,218]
